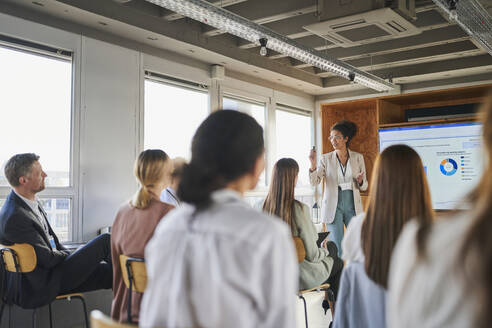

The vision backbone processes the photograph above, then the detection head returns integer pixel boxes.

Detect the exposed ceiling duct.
[432,0,492,56]
[143,0,396,92]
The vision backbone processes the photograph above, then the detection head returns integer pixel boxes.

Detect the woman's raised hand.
[309,148,317,170]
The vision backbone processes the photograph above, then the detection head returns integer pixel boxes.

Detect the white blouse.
[341,213,365,264]
[337,157,353,191]
[387,213,476,328]
[140,189,298,328]
[160,186,180,207]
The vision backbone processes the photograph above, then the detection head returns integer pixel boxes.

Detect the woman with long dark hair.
[388,93,492,328]
[333,145,433,328]
[263,158,343,293]
[140,110,298,328]
[309,120,368,256]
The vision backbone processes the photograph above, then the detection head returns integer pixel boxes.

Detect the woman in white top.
[334,144,434,328]
[160,157,186,206]
[140,110,298,328]
[388,93,492,328]
[309,120,368,256]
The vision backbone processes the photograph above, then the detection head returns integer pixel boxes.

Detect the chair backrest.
[90,310,137,328]
[293,237,306,264]
[0,243,37,273]
[119,255,147,293]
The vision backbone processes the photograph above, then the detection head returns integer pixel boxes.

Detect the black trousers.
[324,241,343,300]
[57,233,113,294]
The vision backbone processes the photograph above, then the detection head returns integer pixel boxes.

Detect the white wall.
[79,37,140,241]
[0,12,315,241]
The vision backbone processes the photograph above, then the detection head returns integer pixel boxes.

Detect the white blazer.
[309,149,368,224]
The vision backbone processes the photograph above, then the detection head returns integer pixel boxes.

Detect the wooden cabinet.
[320,84,492,194]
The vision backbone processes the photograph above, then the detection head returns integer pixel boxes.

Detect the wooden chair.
[293,237,334,328]
[119,255,147,324]
[0,243,89,328]
[91,310,137,328]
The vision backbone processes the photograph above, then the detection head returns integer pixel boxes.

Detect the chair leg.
[299,295,309,328]
[0,301,4,325]
[32,309,36,328]
[128,280,133,324]
[72,296,89,328]
[8,304,12,328]
[48,303,53,328]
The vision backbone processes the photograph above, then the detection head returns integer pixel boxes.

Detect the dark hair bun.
[331,120,357,143]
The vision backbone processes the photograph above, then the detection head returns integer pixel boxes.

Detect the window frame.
[142,71,211,161]
[275,104,315,195]
[222,91,270,192]
[0,35,79,242]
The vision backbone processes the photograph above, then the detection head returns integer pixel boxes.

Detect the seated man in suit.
[0,153,112,309]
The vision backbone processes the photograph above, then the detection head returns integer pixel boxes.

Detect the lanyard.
[167,188,180,205]
[336,152,350,179]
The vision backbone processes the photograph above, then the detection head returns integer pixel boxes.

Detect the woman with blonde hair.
[110,149,174,323]
[334,144,433,328]
[263,158,343,294]
[388,92,492,328]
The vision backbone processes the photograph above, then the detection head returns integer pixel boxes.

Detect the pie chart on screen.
[440,158,458,176]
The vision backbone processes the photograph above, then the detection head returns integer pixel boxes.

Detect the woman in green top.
[262,158,343,295]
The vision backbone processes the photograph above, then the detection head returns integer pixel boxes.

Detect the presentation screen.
[379,122,483,210]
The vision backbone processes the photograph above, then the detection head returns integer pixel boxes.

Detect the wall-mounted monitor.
[379,122,483,210]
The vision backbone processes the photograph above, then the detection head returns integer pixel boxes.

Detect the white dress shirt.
[337,157,353,191]
[341,213,365,264]
[160,186,180,207]
[387,213,476,328]
[140,189,298,328]
[13,189,49,235]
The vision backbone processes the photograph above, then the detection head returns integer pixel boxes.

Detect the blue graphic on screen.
[440,158,458,176]
[379,122,482,209]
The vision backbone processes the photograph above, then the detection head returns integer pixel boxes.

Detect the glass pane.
[0,198,71,242]
[0,46,72,187]
[223,97,265,129]
[223,97,266,186]
[40,198,71,242]
[144,80,209,160]
[276,110,312,186]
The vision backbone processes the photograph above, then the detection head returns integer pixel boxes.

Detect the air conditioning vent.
[330,19,366,30]
[386,20,407,33]
[303,8,420,48]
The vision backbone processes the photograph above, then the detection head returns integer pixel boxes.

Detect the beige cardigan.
[292,202,334,290]
[309,149,368,224]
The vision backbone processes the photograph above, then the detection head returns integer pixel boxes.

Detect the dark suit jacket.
[0,190,68,308]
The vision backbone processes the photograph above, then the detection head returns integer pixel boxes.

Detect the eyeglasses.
[329,135,343,141]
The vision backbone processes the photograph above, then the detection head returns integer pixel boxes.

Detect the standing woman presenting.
[309,120,368,256]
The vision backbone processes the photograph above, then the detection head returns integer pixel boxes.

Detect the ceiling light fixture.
[259,38,268,56]
[433,0,492,56]
[143,0,395,92]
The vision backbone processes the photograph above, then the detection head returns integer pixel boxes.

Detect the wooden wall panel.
[321,99,378,195]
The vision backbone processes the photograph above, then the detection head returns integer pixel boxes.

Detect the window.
[276,107,312,186]
[223,96,266,130]
[144,74,209,160]
[223,96,267,186]
[0,38,74,241]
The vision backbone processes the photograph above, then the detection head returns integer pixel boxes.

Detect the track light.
[447,0,458,20]
[144,0,396,92]
[259,38,268,56]
[348,72,355,83]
